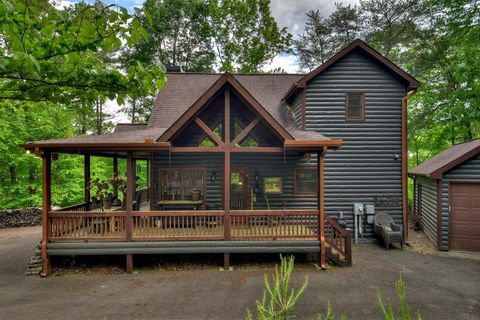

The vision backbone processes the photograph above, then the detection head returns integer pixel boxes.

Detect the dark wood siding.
[153,153,316,210]
[415,176,438,245]
[441,154,480,250]
[303,49,406,235]
[292,91,303,127]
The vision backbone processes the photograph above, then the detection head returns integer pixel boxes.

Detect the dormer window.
[345,92,365,122]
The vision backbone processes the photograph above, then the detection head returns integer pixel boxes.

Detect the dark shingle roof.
[148,73,305,131]
[113,123,147,133]
[24,72,334,147]
[26,127,166,145]
[409,139,480,178]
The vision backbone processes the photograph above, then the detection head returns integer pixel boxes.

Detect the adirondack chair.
[373,213,403,250]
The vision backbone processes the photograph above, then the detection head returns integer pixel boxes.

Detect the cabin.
[21,39,420,276]
[409,139,480,252]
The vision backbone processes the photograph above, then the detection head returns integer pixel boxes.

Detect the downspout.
[402,90,416,243]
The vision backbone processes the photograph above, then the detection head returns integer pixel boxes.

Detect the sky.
[60,0,357,122]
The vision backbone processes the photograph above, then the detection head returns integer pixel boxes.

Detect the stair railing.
[324,214,352,266]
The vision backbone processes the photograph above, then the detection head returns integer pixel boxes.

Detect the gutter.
[402,89,417,242]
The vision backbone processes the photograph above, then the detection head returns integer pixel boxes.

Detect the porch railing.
[131,211,224,241]
[49,211,127,241]
[324,215,352,266]
[47,206,352,265]
[230,210,318,240]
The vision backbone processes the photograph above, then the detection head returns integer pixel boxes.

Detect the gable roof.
[148,72,304,131]
[158,73,296,142]
[283,39,420,102]
[409,139,480,179]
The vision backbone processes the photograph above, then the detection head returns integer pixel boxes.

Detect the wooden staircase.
[324,214,352,267]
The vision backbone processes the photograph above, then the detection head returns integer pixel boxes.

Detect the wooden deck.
[47,205,351,266]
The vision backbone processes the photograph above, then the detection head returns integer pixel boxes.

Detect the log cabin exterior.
[22,39,419,275]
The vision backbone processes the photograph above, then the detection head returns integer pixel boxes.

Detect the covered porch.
[23,76,351,275]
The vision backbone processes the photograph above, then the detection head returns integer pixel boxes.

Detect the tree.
[125,0,215,72]
[360,0,429,61]
[294,3,360,71]
[121,95,156,124]
[0,0,166,104]
[208,0,291,72]
[406,0,480,165]
[329,2,361,49]
[294,10,333,70]
[129,0,291,73]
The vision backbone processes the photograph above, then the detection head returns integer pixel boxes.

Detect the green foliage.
[294,3,360,70]
[128,0,291,73]
[315,302,347,320]
[246,261,420,320]
[246,255,308,320]
[0,0,166,104]
[377,273,421,320]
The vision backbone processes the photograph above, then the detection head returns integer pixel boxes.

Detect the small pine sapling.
[377,272,421,320]
[247,255,308,320]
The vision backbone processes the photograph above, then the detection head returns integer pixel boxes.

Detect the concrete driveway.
[0,226,478,320]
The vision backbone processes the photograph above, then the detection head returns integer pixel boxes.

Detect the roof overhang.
[284,139,343,151]
[283,39,420,103]
[20,142,171,153]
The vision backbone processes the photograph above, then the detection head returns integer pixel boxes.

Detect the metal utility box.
[365,204,375,224]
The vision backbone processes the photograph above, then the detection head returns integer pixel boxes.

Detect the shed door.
[449,183,480,252]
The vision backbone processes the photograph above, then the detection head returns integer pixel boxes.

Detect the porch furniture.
[373,213,403,250]
[157,200,203,210]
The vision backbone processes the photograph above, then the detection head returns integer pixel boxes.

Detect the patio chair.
[373,213,403,250]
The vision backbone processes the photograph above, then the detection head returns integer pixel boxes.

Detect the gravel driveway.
[0,226,478,320]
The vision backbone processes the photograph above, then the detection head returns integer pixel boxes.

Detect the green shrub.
[377,272,421,320]
[247,258,421,320]
[246,255,308,320]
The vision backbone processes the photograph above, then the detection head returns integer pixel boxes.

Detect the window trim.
[293,167,318,197]
[158,167,207,202]
[345,92,365,122]
[263,176,283,194]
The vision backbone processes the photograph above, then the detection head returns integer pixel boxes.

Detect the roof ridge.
[166,72,305,76]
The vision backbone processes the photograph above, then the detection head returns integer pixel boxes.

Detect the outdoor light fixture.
[210,171,217,183]
[393,154,400,160]
[136,165,142,173]
[306,153,312,163]
[254,171,259,181]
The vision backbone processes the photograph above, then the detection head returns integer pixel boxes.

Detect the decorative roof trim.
[157,73,294,142]
[283,39,420,102]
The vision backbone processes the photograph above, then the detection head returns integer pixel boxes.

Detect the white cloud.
[52,0,74,9]
[105,99,129,124]
[263,54,301,74]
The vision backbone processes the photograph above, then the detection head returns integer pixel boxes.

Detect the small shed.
[409,139,480,252]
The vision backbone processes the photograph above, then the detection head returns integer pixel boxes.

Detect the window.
[294,168,317,196]
[345,92,365,121]
[234,120,259,147]
[199,123,222,147]
[159,169,205,201]
[264,177,282,194]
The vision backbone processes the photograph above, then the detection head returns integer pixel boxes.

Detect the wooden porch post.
[126,152,134,273]
[224,87,231,269]
[84,154,90,205]
[149,153,154,211]
[40,151,51,277]
[318,149,326,269]
[113,156,118,198]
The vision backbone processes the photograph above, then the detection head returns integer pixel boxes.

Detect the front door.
[230,167,250,210]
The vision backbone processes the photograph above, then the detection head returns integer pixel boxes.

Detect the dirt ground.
[0,226,479,320]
